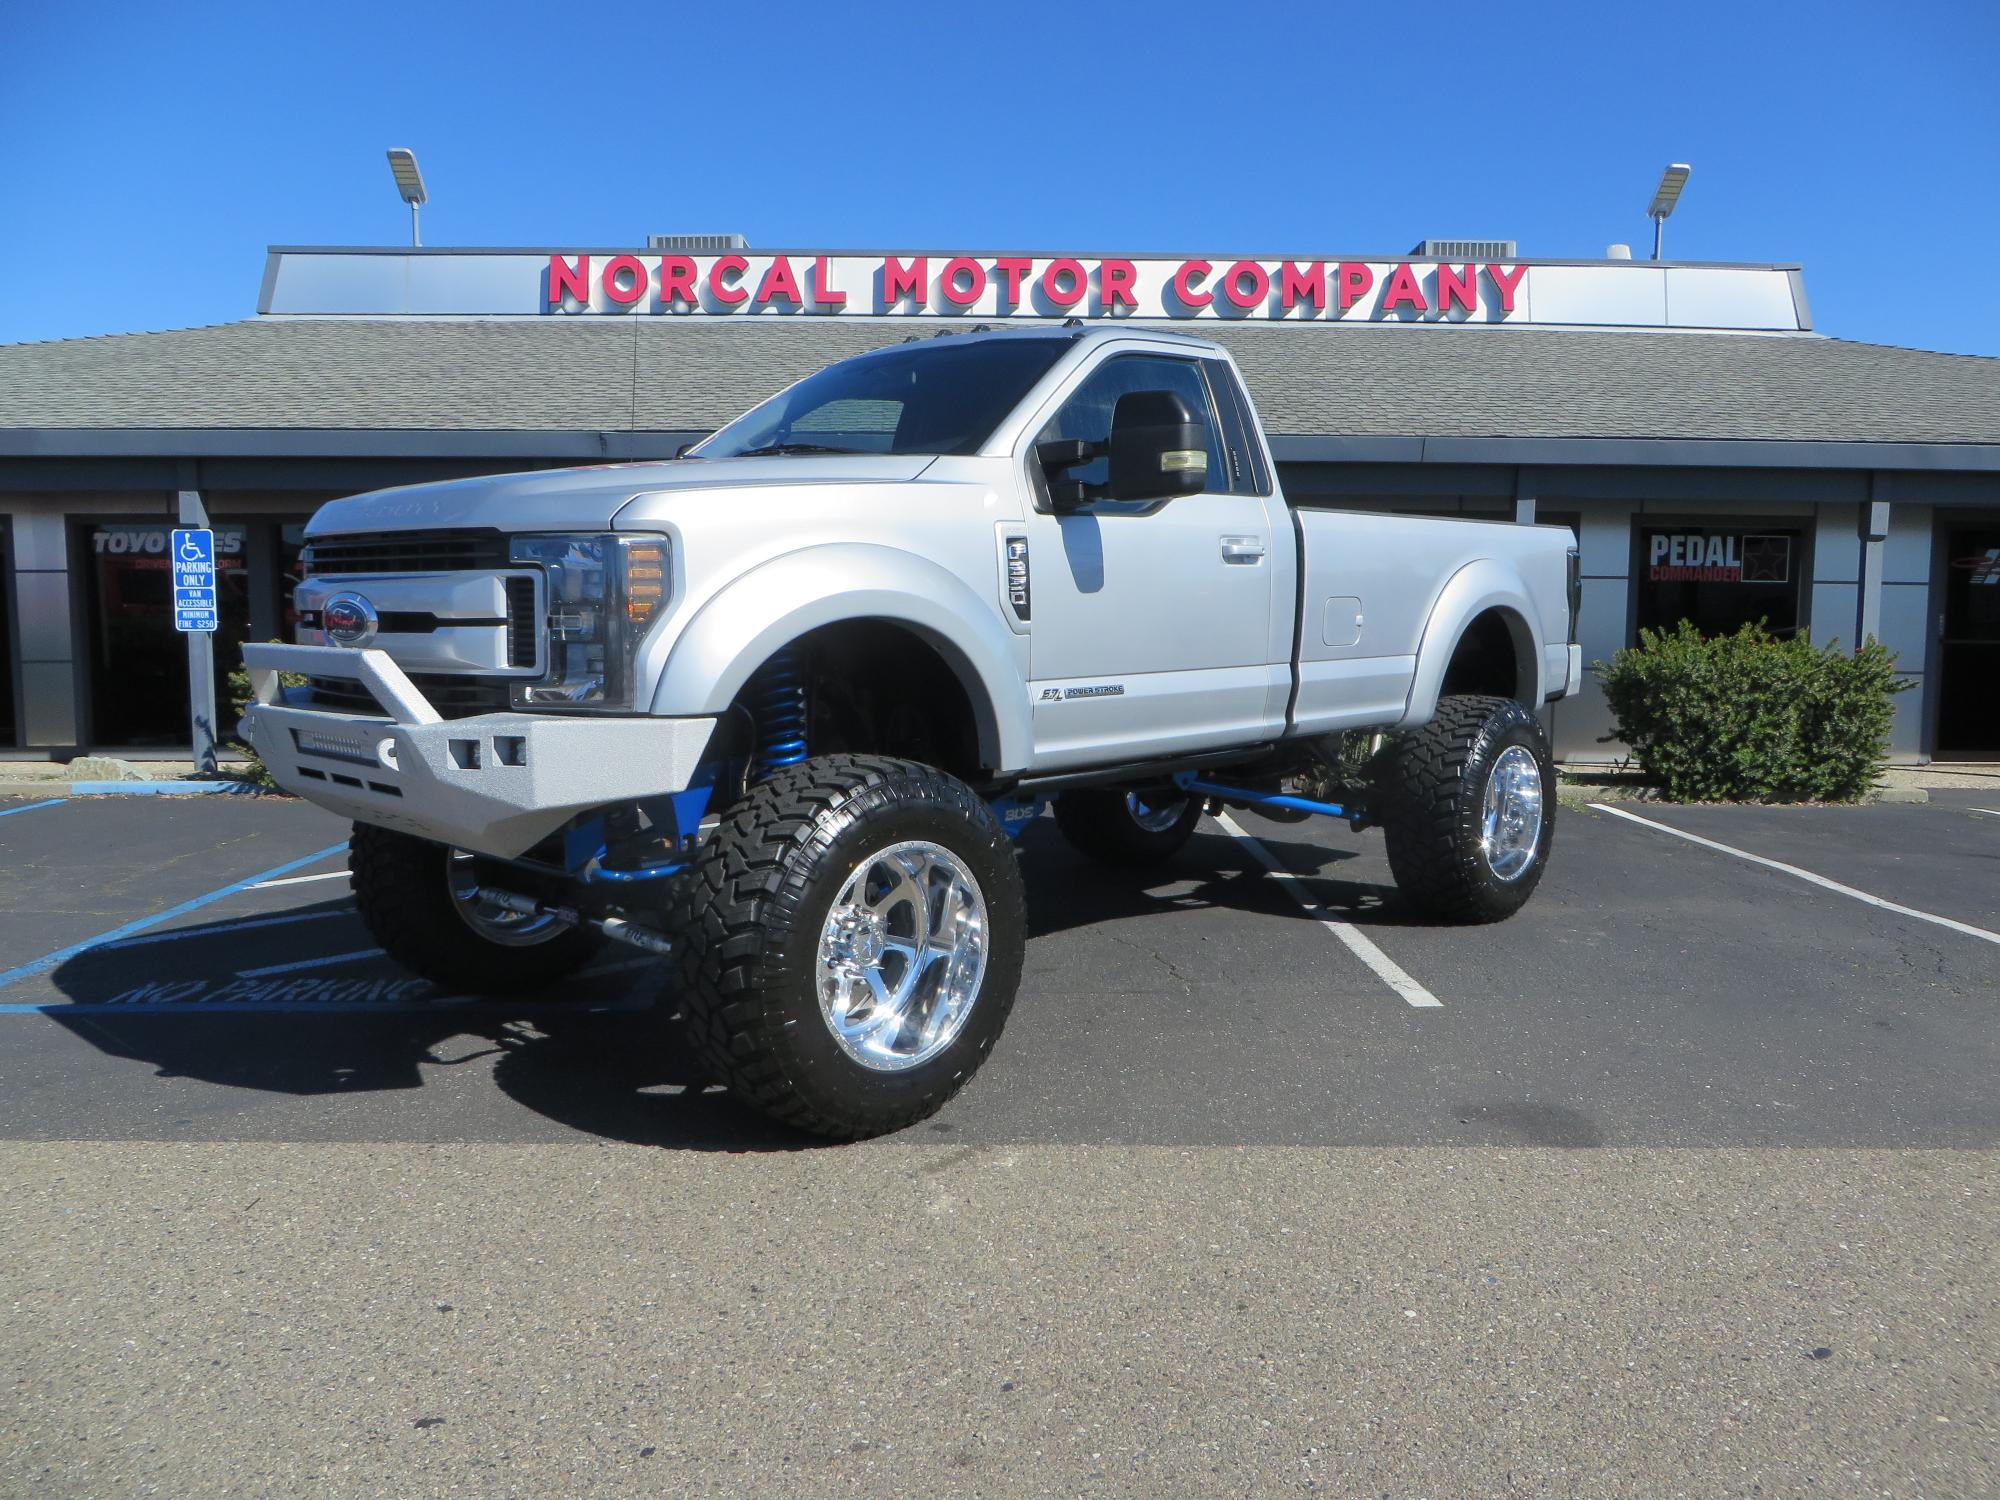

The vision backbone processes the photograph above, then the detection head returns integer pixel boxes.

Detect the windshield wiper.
[733,442,861,457]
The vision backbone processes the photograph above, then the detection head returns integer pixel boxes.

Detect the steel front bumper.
[240,643,717,859]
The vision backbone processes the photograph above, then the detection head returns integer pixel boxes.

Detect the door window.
[1201,357,1271,495]
[1938,527,2000,754]
[0,528,14,746]
[1037,355,1225,501]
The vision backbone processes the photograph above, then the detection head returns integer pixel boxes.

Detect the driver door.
[1020,352,1287,771]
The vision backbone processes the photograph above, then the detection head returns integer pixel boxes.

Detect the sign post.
[173,492,220,775]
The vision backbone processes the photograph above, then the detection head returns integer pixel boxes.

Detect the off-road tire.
[350,824,600,992]
[1054,788,1203,866]
[1375,695,1556,924]
[669,754,1027,1140]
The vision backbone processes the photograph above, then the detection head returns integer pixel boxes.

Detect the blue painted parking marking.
[0,959,656,1017]
[68,781,266,796]
[0,798,66,820]
[0,994,653,1018]
[0,841,349,991]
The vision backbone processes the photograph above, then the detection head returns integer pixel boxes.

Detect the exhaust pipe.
[468,886,675,957]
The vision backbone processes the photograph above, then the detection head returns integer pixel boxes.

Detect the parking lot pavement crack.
[1102,931,1195,995]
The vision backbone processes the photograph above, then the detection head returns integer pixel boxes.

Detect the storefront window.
[83,523,250,747]
[1635,524,1804,639]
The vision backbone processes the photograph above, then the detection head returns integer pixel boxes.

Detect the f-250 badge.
[1004,534,1031,622]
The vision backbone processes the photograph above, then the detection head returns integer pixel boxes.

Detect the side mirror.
[1107,390,1209,502]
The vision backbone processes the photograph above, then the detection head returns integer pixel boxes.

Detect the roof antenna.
[1062,316,1084,329]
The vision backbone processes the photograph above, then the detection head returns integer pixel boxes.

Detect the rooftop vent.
[1409,239,1517,260]
[646,233,750,252]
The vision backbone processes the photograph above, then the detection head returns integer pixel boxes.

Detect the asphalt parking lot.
[3,789,1996,1496]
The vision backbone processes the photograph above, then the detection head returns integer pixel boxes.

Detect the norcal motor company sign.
[256,249,1807,330]
[541,252,1531,322]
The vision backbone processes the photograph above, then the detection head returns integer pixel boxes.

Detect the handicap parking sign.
[171,528,218,633]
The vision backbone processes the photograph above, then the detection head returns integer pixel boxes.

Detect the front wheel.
[349,825,600,991]
[670,754,1027,1139]
[1375,695,1555,924]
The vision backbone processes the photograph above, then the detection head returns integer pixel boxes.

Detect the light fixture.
[1647,163,1691,260]
[386,148,427,247]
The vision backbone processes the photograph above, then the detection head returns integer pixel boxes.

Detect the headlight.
[508,533,670,709]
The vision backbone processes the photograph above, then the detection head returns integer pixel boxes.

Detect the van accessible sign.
[542,252,1528,322]
[257,249,1811,331]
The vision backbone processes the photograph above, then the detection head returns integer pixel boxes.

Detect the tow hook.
[467,885,676,957]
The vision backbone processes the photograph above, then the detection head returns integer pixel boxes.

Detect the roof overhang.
[6,426,2000,474]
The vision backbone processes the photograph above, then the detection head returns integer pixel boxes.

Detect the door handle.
[1220,535,1265,563]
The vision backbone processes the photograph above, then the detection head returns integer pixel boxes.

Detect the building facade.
[2,245,1997,762]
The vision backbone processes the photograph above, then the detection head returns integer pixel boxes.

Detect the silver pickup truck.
[242,324,1581,1137]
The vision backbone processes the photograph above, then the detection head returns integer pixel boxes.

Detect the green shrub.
[221,643,307,789]
[1596,622,1910,803]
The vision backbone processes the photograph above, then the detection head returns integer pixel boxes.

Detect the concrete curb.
[1557,783,1929,808]
[0,780,285,799]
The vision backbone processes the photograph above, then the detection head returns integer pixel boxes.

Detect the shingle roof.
[1,315,1997,447]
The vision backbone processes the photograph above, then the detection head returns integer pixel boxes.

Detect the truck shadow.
[33,826,1427,1151]
[1018,820,1427,936]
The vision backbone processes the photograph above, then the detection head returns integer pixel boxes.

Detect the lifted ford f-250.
[242,324,1581,1137]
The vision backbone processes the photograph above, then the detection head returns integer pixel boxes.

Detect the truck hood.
[306,454,937,536]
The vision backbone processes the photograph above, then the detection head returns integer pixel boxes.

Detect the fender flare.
[646,542,1032,773]
[1398,558,1548,728]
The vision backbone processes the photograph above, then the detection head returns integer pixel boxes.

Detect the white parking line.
[1590,803,2000,949]
[1973,807,2000,819]
[235,947,386,978]
[245,869,350,890]
[1214,813,1443,1008]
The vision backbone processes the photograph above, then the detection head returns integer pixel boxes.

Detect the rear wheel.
[1375,695,1555,923]
[670,754,1027,1139]
[350,824,599,992]
[1054,787,1203,866]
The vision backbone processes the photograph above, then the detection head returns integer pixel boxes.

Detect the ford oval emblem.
[322,592,379,648]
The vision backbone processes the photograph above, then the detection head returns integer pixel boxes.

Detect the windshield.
[694,337,1071,458]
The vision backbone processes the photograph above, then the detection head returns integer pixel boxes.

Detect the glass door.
[83,522,250,747]
[0,526,15,747]
[1937,526,2000,756]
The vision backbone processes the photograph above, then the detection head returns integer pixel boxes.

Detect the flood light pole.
[387,148,427,247]
[1648,163,1691,261]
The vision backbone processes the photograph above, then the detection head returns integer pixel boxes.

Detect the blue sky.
[3,0,1997,355]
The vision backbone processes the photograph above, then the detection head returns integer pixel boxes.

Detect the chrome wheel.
[816,839,989,1072]
[445,852,570,946]
[1480,745,1545,882]
[1126,792,1190,833]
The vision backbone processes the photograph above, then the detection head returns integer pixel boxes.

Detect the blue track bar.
[1179,777,1350,820]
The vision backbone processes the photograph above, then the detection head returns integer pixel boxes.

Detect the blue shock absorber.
[746,648,809,781]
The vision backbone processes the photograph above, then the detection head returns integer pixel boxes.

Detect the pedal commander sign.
[1646,532,1793,584]
[540,253,1531,322]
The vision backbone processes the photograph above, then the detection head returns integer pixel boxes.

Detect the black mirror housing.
[1107,390,1209,502]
